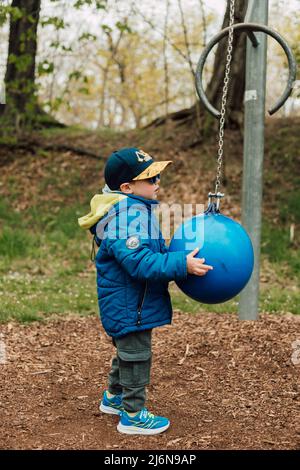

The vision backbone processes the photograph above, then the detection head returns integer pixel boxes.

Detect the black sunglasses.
[144,174,161,184]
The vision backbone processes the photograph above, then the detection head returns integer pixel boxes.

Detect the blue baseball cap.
[104,147,172,190]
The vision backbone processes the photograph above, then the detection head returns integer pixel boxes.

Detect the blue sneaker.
[99,390,123,415]
[117,408,170,435]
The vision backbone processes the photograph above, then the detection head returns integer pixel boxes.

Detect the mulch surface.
[0,311,299,450]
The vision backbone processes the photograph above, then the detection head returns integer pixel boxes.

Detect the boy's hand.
[186,247,213,276]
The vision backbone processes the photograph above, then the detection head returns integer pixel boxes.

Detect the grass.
[0,202,298,323]
[1,255,298,324]
[170,274,300,316]
[261,221,300,276]
[0,267,97,323]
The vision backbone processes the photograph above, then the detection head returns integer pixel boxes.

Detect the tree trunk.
[205,0,248,129]
[1,0,40,125]
[1,0,64,131]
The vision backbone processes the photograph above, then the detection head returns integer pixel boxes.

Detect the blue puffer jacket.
[92,193,187,338]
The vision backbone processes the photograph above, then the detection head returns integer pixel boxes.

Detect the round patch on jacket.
[126,235,140,250]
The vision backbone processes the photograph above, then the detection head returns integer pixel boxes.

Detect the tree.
[205,0,248,128]
[147,0,248,131]
[2,1,40,128]
[0,0,64,132]
[96,19,131,129]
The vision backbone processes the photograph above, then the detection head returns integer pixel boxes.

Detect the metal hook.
[195,22,297,118]
[206,192,225,213]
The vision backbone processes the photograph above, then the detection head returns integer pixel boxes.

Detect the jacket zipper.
[136,281,147,326]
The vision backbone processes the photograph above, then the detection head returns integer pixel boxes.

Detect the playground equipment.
[169,200,254,304]
[169,0,297,318]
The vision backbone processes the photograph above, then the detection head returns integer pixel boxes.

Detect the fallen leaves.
[0,312,299,450]
[178,344,189,365]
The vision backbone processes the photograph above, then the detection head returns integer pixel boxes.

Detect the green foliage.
[279,190,300,224]
[170,284,300,316]
[41,16,67,30]
[8,53,33,72]
[43,96,65,112]
[73,0,106,8]
[37,60,55,76]
[0,6,23,27]
[69,70,83,81]
[62,45,73,52]
[0,226,36,259]
[79,33,97,42]
[116,21,132,34]
[2,2,44,132]
[102,24,112,34]
[78,87,90,95]
[0,134,18,146]
[170,288,236,314]
[0,268,97,324]
[49,40,60,48]
[260,287,300,315]
[261,221,300,276]
[0,193,97,323]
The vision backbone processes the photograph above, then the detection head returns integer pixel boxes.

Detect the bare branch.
[132,3,190,64]
[199,0,207,47]
[163,0,170,119]
[177,0,195,76]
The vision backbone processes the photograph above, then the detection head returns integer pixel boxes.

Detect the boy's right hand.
[186,247,213,276]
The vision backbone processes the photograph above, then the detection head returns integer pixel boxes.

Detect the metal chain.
[214,0,235,195]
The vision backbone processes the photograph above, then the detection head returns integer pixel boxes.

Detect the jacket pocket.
[116,329,152,387]
[118,349,152,387]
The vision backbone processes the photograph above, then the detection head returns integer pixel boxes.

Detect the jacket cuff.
[173,251,188,282]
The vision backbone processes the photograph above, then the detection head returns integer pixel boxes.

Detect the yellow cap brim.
[132,161,173,180]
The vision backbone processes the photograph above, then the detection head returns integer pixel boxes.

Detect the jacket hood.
[78,193,127,230]
[78,186,160,234]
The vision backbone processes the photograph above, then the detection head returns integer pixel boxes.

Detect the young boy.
[78,147,212,435]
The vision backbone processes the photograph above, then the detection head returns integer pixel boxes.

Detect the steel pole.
[238,0,269,320]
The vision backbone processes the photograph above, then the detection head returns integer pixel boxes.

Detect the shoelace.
[141,408,155,420]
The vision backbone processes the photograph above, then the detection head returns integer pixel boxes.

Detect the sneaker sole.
[117,422,170,435]
[99,403,122,415]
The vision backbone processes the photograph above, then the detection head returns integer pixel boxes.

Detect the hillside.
[0,116,299,322]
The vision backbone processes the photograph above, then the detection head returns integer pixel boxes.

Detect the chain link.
[214,0,235,194]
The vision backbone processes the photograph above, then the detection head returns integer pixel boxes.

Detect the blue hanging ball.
[169,205,254,304]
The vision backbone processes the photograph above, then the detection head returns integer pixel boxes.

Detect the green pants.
[108,329,152,413]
